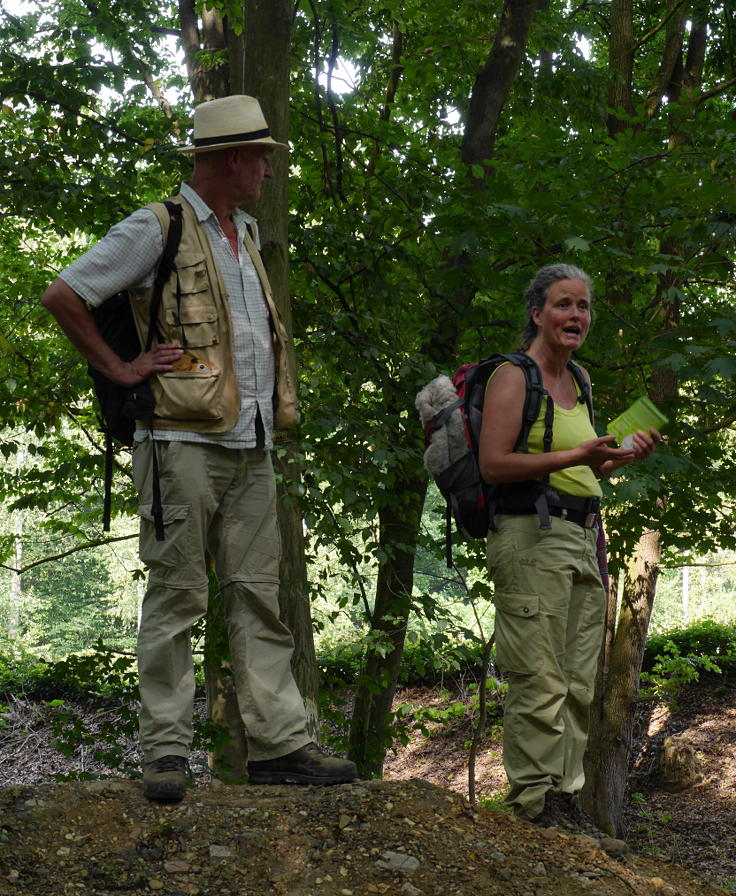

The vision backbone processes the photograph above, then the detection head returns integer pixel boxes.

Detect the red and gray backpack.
[416,352,593,566]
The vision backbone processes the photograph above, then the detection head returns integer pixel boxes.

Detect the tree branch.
[1,534,137,575]
[698,74,736,104]
[634,0,687,52]
[326,21,346,201]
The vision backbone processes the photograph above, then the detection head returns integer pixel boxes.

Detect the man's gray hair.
[519,263,592,349]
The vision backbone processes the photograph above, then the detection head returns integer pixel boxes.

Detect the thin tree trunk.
[607,0,635,136]
[348,0,538,776]
[583,528,662,835]
[241,0,318,733]
[9,510,23,640]
[348,473,427,777]
[8,445,26,640]
[682,564,690,625]
[274,445,319,739]
[181,0,315,776]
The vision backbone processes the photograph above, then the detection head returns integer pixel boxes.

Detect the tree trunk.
[274,444,320,739]
[9,510,22,640]
[348,0,538,776]
[240,0,318,734]
[607,0,634,136]
[348,472,428,776]
[583,528,661,835]
[462,0,538,167]
[180,0,317,775]
[682,564,690,625]
[204,575,248,782]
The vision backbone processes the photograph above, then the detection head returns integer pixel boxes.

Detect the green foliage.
[643,620,736,672]
[640,620,736,707]
[0,645,57,698]
[0,640,218,779]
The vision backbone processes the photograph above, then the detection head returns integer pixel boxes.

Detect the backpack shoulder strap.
[143,201,183,350]
[139,201,183,542]
[503,352,546,453]
[567,359,594,424]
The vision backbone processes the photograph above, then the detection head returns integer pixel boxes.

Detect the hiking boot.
[142,755,189,802]
[532,792,628,858]
[530,791,574,829]
[247,743,358,785]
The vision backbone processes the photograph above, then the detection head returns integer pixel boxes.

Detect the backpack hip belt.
[495,489,600,529]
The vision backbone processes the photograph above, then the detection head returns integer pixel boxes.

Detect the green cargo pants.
[486,512,605,820]
[132,439,310,764]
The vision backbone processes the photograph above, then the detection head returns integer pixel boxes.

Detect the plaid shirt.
[60,182,276,449]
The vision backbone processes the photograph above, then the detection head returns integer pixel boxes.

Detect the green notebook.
[607,396,668,449]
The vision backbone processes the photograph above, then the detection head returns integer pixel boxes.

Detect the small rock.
[377,850,421,874]
[497,867,513,881]
[489,851,507,863]
[148,880,164,891]
[236,831,266,850]
[164,859,191,873]
[401,883,423,896]
[208,844,232,858]
[599,836,628,858]
[532,862,547,875]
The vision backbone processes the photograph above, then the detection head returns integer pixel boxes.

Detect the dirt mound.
[0,776,727,896]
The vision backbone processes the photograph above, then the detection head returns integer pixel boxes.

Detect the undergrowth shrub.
[642,620,736,672]
[640,620,736,706]
[1,618,734,778]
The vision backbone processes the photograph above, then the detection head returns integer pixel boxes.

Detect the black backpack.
[416,352,593,566]
[88,200,183,535]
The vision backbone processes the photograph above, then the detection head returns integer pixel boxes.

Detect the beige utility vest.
[131,195,299,434]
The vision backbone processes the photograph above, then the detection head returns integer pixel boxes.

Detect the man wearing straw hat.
[41,95,357,801]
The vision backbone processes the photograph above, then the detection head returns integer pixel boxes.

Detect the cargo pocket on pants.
[493,593,541,675]
[138,503,192,569]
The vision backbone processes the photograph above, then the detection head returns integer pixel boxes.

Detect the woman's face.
[532,277,591,352]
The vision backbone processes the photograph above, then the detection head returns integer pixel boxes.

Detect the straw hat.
[178,95,287,153]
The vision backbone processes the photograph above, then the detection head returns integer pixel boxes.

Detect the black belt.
[548,506,599,528]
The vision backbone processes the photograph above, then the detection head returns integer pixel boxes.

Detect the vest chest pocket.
[163,257,219,348]
[165,300,219,348]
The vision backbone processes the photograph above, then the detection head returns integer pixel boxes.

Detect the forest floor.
[0,671,734,896]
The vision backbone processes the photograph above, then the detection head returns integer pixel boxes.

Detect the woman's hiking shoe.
[247,743,358,785]
[143,755,189,802]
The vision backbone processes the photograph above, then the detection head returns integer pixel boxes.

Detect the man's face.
[233,145,274,202]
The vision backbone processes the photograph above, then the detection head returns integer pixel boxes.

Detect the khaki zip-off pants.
[487,513,606,820]
[132,439,310,764]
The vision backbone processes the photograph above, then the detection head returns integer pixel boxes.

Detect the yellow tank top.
[528,395,602,497]
[488,362,602,497]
